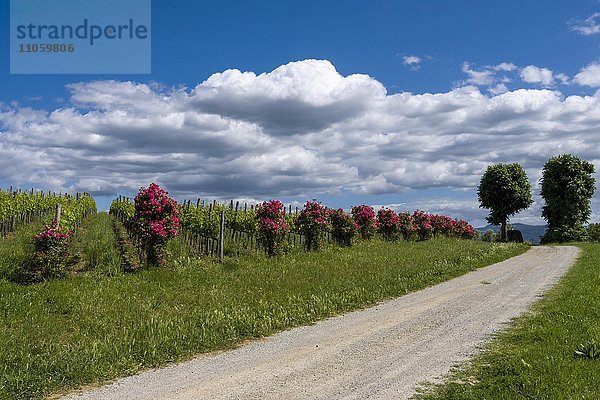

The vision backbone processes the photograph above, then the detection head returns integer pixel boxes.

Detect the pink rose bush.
[452,219,477,239]
[20,221,71,283]
[411,210,476,241]
[351,205,378,240]
[255,200,289,256]
[34,221,70,254]
[130,183,180,265]
[376,208,401,241]
[397,212,415,240]
[330,208,359,247]
[429,214,456,237]
[297,201,330,251]
[412,210,434,241]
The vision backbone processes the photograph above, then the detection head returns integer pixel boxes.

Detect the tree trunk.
[501,218,508,241]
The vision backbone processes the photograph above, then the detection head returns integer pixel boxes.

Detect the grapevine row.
[1,188,96,236]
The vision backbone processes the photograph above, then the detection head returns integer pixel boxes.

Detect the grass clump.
[416,243,600,400]
[71,212,121,276]
[0,237,526,399]
[0,221,49,281]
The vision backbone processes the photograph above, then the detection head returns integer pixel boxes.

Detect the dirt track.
[63,245,579,400]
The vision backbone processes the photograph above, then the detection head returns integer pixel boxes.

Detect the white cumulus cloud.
[574,62,600,87]
[520,65,555,86]
[493,62,517,72]
[1,59,599,224]
[462,62,494,85]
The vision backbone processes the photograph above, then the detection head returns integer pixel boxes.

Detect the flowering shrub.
[130,183,180,265]
[351,205,377,240]
[408,211,477,241]
[454,219,477,239]
[297,201,330,251]
[397,212,415,240]
[18,221,71,283]
[330,208,358,246]
[255,200,289,256]
[376,208,400,241]
[430,214,455,237]
[412,210,433,241]
[34,221,69,253]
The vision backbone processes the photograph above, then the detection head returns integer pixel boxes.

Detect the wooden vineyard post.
[231,201,239,240]
[55,203,62,227]
[218,210,225,262]
[205,203,212,256]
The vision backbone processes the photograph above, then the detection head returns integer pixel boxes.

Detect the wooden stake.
[55,204,62,227]
[219,210,225,262]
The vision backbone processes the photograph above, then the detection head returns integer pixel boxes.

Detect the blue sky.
[1,0,600,226]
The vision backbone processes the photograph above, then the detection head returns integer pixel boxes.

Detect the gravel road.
[63,245,579,400]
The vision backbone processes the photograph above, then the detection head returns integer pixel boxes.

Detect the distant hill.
[476,223,547,245]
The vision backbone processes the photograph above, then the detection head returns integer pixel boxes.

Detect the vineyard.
[111,196,319,258]
[0,188,96,282]
[109,183,477,264]
[0,182,477,284]
[0,183,525,400]
[0,188,96,234]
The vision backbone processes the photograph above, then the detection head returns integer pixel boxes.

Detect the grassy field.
[0,213,527,399]
[69,212,121,277]
[0,219,48,280]
[417,243,600,399]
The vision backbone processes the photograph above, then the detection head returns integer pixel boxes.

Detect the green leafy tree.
[588,223,600,243]
[540,154,596,243]
[478,163,533,241]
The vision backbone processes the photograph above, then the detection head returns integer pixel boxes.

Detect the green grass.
[416,243,600,400]
[0,224,526,400]
[0,220,47,280]
[70,212,121,277]
[0,213,120,281]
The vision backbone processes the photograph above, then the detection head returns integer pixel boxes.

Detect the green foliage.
[74,213,121,276]
[477,163,533,240]
[481,229,495,242]
[109,199,134,221]
[0,191,96,283]
[177,202,258,238]
[542,225,589,244]
[0,190,95,233]
[58,194,96,232]
[587,223,600,243]
[0,223,40,279]
[417,243,600,400]
[574,339,600,360]
[0,190,55,223]
[111,215,142,272]
[540,154,596,243]
[0,239,526,399]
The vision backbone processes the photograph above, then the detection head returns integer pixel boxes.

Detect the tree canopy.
[540,154,596,243]
[478,163,533,240]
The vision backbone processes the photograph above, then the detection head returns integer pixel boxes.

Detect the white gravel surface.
[63,245,579,400]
